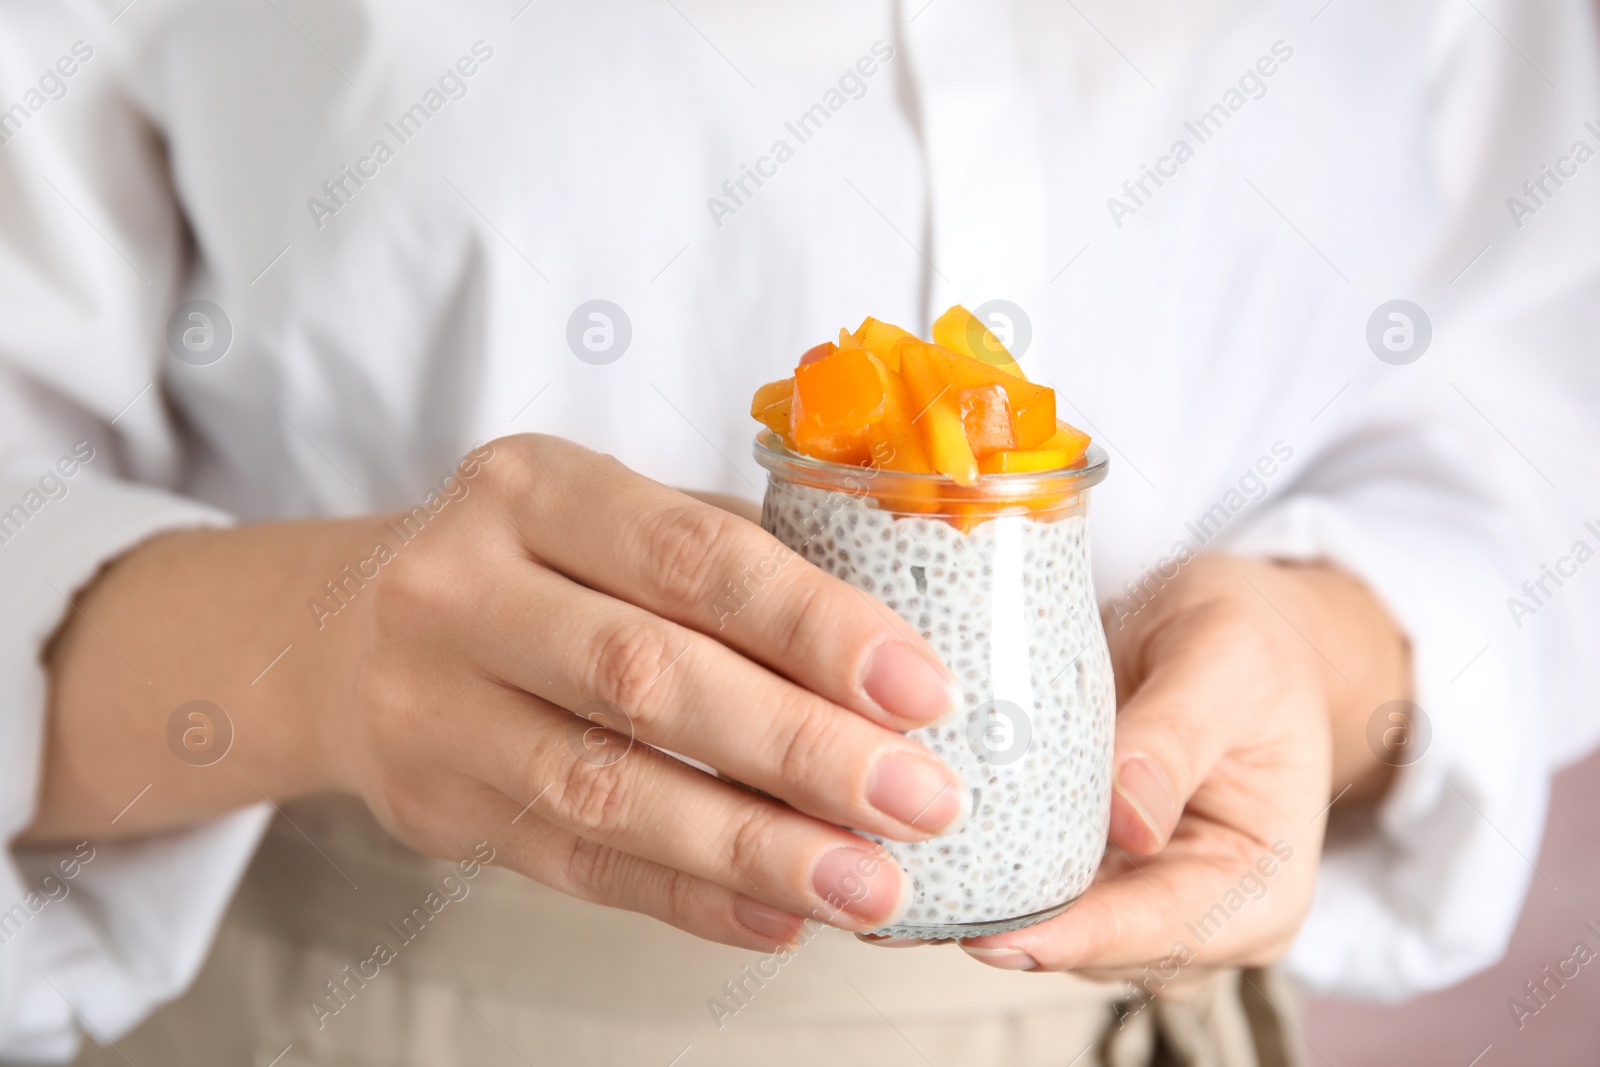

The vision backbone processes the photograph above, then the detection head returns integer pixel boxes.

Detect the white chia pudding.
[761,478,1115,939]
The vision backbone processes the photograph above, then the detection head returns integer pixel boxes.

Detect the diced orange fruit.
[853,316,916,372]
[800,341,837,366]
[751,377,794,441]
[924,345,1055,449]
[958,384,1015,458]
[900,341,978,486]
[751,376,792,414]
[932,305,1023,378]
[791,348,887,465]
[977,420,1092,476]
[754,309,1094,520]
[867,355,932,475]
[977,447,1071,474]
[1035,420,1092,465]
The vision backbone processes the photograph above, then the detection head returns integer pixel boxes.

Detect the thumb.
[1106,651,1235,855]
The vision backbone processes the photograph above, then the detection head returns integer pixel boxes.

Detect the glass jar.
[754,431,1114,939]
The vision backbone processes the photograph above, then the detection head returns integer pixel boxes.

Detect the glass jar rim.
[752,430,1109,505]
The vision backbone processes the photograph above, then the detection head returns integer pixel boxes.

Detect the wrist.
[271,514,398,800]
[1268,559,1409,805]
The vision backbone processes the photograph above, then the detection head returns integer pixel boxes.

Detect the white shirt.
[3,0,1598,1058]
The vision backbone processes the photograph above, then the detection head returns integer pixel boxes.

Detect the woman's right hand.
[33,434,968,952]
[333,435,971,949]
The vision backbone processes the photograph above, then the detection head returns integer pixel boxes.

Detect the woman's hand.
[958,554,1409,983]
[30,435,971,952]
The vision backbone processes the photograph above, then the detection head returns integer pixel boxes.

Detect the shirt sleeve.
[0,8,271,1060]
[1225,0,1600,1001]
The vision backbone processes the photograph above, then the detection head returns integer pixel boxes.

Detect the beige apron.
[70,797,1306,1067]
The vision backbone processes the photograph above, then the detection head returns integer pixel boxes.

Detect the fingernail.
[961,945,1039,971]
[734,896,805,945]
[856,933,926,948]
[1115,756,1176,839]
[867,751,970,834]
[862,640,962,723]
[812,846,911,927]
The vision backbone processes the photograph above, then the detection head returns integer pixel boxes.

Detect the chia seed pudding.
[755,434,1114,939]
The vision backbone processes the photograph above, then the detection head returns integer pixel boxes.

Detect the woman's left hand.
[956,553,1408,985]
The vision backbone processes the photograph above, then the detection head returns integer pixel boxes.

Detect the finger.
[460,561,970,840]
[455,779,813,952]
[959,827,1308,973]
[500,436,962,730]
[856,933,937,949]
[1105,622,1296,854]
[453,683,913,933]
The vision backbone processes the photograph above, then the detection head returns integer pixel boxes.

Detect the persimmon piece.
[751,376,793,413]
[977,447,1071,474]
[899,341,978,486]
[933,305,1024,378]
[852,317,916,372]
[1036,420,1092,465]
[924,345,1054,449]
[959,384,1015,458]
[867,357,932,475]
[751,376,795,441]
[792,348,887,465]
[759,396,794,442]
[800,341,837,366]
[864,358,943,513]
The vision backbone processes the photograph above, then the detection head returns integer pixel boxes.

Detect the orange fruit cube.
[791,348,888,465]
[932,305,1024,378]
[899,341,978,485]
[959,384,1016,458]
[852,316,916,372]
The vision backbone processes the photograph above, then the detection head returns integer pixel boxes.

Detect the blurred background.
[1306,746,1600,1064]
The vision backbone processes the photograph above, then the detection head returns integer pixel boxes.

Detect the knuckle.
[368,541,454,628]
[558,758,632,839]
[1205,601,1300,694]
[473,434,542,502]
[590,618,681,723]
[726,803,783,885]
[773,577,833,665]
[638,504,742,607]
[563,835,621,900]
[659,867,708,931]
[768,697,841,794]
